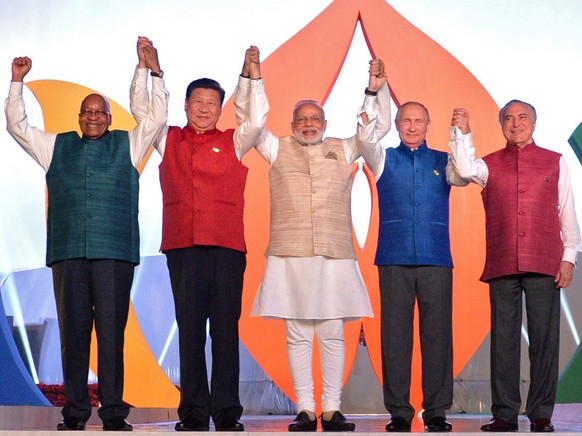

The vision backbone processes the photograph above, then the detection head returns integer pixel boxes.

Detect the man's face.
[78,94,111,140]
[395,104,430,149]
[184,88,222,133]
[291,103,327,145]
[501,102,536,148]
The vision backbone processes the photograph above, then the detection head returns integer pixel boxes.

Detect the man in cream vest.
[249,59,391,432]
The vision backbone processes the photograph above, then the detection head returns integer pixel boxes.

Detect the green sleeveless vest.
[45,130,140,266]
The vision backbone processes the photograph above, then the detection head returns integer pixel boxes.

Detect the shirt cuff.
[562,247,579,266]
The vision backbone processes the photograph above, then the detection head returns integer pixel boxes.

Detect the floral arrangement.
[37,383,99,406]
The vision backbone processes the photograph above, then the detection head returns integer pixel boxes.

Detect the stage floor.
[3,413,582,434]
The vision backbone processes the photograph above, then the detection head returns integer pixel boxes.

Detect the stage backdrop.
[1,0,582,413]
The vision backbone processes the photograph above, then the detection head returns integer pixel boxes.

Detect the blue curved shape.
[0,293,51,405]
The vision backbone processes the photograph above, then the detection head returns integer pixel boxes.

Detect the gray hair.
[292,100,325,121]
[498,99,537,124]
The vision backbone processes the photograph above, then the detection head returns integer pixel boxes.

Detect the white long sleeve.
[233,77,269,161]
[5,81,56,171]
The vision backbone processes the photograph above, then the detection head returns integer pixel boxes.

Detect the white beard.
[293,127,324,146]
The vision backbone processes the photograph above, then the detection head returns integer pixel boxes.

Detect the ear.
[184,98,188,112]
[107,113,112,127]
[322,120,328,132]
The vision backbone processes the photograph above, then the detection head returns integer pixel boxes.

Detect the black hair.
[185,78,226,104]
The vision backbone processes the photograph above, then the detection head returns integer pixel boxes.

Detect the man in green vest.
[5,37,168,431]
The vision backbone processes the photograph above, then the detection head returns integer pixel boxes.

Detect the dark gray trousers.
[488,273,560,424]
[379,265,453,424]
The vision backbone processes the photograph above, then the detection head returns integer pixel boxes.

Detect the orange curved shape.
[25,80,178,407]
[221,0,502,414]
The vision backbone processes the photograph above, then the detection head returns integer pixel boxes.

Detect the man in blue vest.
[358,96,470,432]
[5,38,168,431]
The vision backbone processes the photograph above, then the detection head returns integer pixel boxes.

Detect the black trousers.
[51,259,134,423]
[379,265,453,424]
[488,273,560,424]
[165,246,246,427]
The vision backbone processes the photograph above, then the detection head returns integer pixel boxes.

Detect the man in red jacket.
[449,101,580,433]
[131,41,267,432]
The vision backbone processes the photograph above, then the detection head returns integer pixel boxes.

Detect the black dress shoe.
[175,421,210,431]
[480,418,518,432]
[57,418,86,431]
[288,411,317,432]
[425,417,452,432]
[321,411,355,432]
[103,418,133,431]
[386,417,411,432]
[530,419,554,432]
[215,419,244,432]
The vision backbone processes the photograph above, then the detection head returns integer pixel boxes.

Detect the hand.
[242,45,261,79]
[554,260,574,289]
[11,56,32,82]
[451,108,471,134]
[367,58,386,92]
[143,45,161,73]
[137,36,153,68]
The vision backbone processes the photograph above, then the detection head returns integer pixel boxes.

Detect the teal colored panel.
[557,342,582,403]
[568,122,582,165]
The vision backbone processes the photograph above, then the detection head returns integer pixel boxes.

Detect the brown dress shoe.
[480,418,518,432]
[530,419,554,432]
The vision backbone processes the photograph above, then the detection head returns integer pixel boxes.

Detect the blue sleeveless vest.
[45,130,140,266]
[375,142,452,267]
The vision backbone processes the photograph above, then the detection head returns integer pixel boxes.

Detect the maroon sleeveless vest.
[159,126,248,253]
[481,141,562,281]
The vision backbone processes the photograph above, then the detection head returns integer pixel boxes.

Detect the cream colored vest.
[266,136,356,259]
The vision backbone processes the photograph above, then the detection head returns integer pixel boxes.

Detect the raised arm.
[448,107,488,187]
[445,108,471,187]
[353,58,389,177]
[128,36,169,165]
[5,56,56,171]
[233,45,270,161]
[368,58,392,140]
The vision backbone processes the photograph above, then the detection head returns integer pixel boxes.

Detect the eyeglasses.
[79,110,110,118]
[294,116,323,125]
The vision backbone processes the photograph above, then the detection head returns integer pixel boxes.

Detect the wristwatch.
[150,70,164,78]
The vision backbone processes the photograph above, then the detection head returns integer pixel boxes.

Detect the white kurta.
[245,86,393,322]
[251,255,373,320]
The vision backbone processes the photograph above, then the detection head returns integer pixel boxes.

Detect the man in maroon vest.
[130,44,268,432]
[449,102,580,432]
